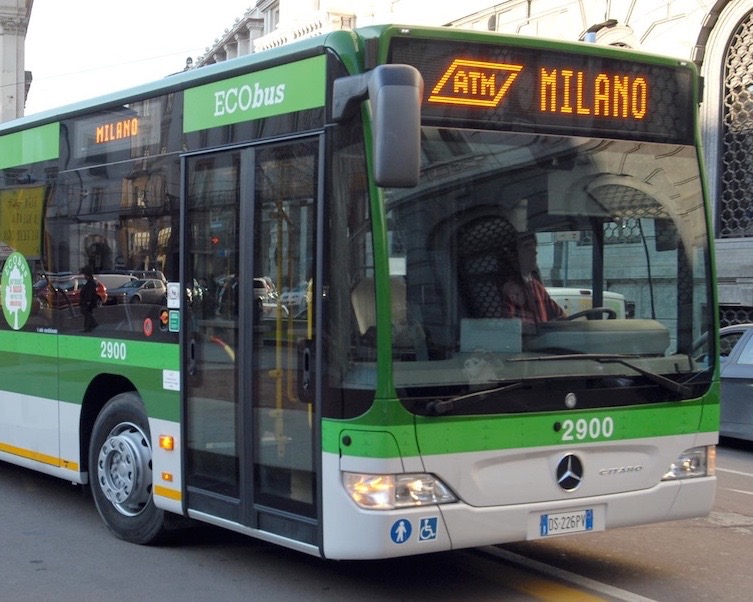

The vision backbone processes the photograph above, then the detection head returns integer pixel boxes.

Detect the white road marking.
[723,488,753,496]
[717,467,753,479]
[481,546,658,602]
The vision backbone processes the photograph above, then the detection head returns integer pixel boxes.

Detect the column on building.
[0,1,31,122]
[244,19,264,55]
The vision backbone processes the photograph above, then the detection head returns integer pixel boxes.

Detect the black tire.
[89,392,165,544]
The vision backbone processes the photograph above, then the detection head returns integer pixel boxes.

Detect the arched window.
[720,10,753,238]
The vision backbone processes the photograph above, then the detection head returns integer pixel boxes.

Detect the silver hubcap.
[97,423,152,516]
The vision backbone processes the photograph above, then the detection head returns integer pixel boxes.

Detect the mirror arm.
[332,73,370,122]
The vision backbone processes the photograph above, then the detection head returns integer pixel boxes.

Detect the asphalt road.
[1,440,751,601]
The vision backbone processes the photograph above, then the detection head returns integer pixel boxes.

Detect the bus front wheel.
[89,392,164,544]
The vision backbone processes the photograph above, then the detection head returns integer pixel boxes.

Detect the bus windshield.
[346,128,712,414]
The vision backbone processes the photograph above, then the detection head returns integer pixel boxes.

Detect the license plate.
[539,508,594,537]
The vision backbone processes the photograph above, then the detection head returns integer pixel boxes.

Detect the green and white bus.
[0,24,718,559]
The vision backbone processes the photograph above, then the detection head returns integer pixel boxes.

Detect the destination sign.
[388,37,694,144]
[94,117,140,144]
[68,105,160,163]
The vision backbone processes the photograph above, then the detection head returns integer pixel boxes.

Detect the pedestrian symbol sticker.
[390,519,412,544]
[418,517,438,542]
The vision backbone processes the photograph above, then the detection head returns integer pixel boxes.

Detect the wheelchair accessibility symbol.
[418,517,438,542]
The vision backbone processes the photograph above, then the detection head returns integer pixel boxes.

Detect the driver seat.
[455,215,520,319]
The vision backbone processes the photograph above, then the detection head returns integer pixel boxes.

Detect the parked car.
[253,277,287,318]
[96,273,138,304]
[127,269,167,284]
[107,278,167,304]
[697,323,753,441]
[253,277,280,302]
[280,282,309,308]
[35,274,107,309]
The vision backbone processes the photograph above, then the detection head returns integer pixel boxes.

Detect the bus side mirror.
[332,64,423,188]
[368,65,422,188]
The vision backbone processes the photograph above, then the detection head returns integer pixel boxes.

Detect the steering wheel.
[561,307,617,321]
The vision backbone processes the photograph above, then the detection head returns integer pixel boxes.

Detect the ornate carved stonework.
[0,16,28,36]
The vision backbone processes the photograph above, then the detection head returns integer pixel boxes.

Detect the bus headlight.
[662,445,716,480]
[343,472,457,509]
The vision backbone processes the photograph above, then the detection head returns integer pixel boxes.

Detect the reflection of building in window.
[577,184,670,246]
[91,187,104,214]
[84,235,112,271]
[130,231,150,269]
[603,219,642,244]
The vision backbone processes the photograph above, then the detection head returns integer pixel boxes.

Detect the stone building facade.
[0,0,32,122]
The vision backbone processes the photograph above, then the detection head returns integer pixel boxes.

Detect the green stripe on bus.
[57,360,180,421]
[183,55,326,133]
[0,330,57,355]
[413,402,710,455]
[0,331,178,369]
[323,400,711,458]
[0,355,180,422]
[57,335,179,369]
[0,123,59,169]
[0,331,181,420]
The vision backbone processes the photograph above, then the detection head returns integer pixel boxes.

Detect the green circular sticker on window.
[2,251,33,330]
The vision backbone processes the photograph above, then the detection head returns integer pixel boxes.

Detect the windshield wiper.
[426,382,524,416]
[508,353,693,399]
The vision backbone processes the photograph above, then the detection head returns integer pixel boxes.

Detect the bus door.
[183,138,319,543]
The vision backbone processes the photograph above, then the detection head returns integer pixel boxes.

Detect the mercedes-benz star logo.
[556,454,584,491]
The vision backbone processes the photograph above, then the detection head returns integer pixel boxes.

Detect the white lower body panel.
[0,392,82,481]
[321,440,716,560]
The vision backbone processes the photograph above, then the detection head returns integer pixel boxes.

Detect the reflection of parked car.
[97,274,138,304]
[253,277,279,301]
[254,277,290,318]
[108,278,167,304]
[261,300,289,318]
[214,276,286,319]
[35,275,107,309]
[127,269,166,284]
[280,282,309,308]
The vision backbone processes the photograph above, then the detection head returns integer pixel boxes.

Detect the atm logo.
[428,59,523,108]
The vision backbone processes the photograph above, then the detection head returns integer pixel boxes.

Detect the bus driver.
[502,232,565,323]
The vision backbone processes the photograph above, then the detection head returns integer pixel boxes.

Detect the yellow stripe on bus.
[154,484,182,501]
[0,441,79,472]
